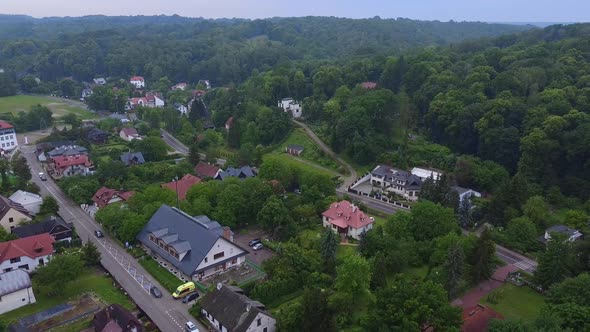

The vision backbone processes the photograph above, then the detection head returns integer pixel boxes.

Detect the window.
[4,268,12,272]
[263,328,267,332]
[11,142,14,146]
[10,257,21,263]
[149,234,156,243]
[9,217,13,223]
[231,258,237,265]
[39,258,44,266]
[18,264,29,270]
[204,257,208,263]
[213,252,224,260]
[257,318,261,326]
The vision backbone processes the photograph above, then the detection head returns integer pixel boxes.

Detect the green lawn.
[0,95,97,119]
[481,284,545,322]
[263,154,336,180]
[404,265,429,279]
[138,257,183,293]
[336,245,358,260]
[271,129,342,173]
[0,269,133,324]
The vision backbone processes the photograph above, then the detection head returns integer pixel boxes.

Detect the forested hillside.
[0,15,529,84]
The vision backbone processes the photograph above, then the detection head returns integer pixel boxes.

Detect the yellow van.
[173,282,195,299]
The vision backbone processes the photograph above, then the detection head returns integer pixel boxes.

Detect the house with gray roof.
[541,225,583,244]
[216,166,256,181]
[370,165,424,201]
[0,269,36,315]
[137,205,247,281]
[451,186,482,203]
[120,152,145,166]
[200,283,276,332]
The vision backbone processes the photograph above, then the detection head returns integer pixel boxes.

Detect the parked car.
[248,239,261,246]
[150,286,162,298]
[94,230,104,238]
[185,321,199,332]
[182,292,199,303]
[252,243,264,251]
[38,172,47,181]
[294,189,302,195]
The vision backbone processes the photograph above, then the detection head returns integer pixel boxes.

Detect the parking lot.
[233,228,275,266]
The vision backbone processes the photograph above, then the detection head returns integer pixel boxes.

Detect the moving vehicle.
[150,286,162,298]
[38,172,47,181]
[253,243,264,251]
[94,230,104,238]
[185,321,199,332]
[248,238,261,246]
[173,281,196,299]
[182,292,199,303]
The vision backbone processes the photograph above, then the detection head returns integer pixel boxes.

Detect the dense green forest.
[0,15,529,84]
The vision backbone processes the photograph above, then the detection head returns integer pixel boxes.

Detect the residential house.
[8,191,42,215]
[120,152,145,166]
[278,98,302,118]
[360,82,377,89]
[285,144,304,156]
[322,200,374,240]
[93,78,107,85]
[216,166,256,181]
[451,187,482,203]
[130,76,145,89]
[11,215,74,243]
[411,167,442,182]
[193,90,207,98]
[225,117,234,131]
[0,121,18,151]
[81,88,93,100]
[370,165,423,201]
[195,162,221,179]
[161,174,202,200]
[128,97,147,109]
[119,127,141,141]
[541,225,583,244]
[200,283,276,332]
[93,304,144,332]
[137,205,248,281]
[0,269,36,315]
[171,83,188,91]
[0,195,32,232]
[39,144,88,162]
[92,187,134,209]
[174,103,188,115]
[50,155,94,177]
[86,128,109,144]
[0,233,55,273]
[145,93,165,108]
[198,80,211,90]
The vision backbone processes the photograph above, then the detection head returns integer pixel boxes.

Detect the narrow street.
[20,145,204,332]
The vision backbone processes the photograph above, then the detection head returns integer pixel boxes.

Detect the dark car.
[38,172,47,181]
[248,239,261,246]
[94,230,104,238]
[182,292,199,303]
[150,286,162,298]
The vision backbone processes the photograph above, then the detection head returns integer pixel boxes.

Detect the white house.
[119,127,141,141]
[370,165,423,201]
[0,233,55,273]
[174,103,188,115]
[278,98,302,118]
[452,186,482,203]
[146,93,165,108]
[0,269,36,315]
[171,83,188,91]
[93,78,107,85]
[8,191,43,215]
[411,167,442,182]
[0,120,18,152]
[130,76,145,89]
[322,200,374,240]
[543,225,583,243]
[201,283,276,332]
[0,195,32,232]
[137,205,248,281]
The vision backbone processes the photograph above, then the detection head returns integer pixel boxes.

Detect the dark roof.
[120,152,145,166]
[47,145,88,157]
[371,165,422,190]
[36,140,74,151]
[0,195,31,221]
[93,304,144,332]
[87,128,109,141]
[216,166,256,181]
[547,225,579,237]
[287,144,304,152]
[200,284,274,332]
[11,215,72,239]
[136,205,247,276]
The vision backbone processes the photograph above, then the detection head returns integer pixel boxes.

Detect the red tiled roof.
[194,162,220,178]
[461,305,503,332]
[193,90,207,97]
[92,187,134,208]
[130,76,144,82]
[322,200,373,229]
[120,127,139,137]
[361,82,377,89]
[52,155,92,171]
[0,120,14,129]
[0,233,55,261]
[161,174,202,200]
[225,117,234,127]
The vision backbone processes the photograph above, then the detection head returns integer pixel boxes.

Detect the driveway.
[233,228,274,266]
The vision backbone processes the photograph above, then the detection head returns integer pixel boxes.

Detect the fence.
[347,187,412,210]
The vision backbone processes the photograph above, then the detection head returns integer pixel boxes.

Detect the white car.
[252,243,264,251]
[185,321,199,332]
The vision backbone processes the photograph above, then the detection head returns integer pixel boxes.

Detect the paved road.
[21,146,204,332]
[160,129,189,155]
[495,244,538,274]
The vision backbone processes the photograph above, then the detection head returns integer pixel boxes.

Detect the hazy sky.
[1,0,588,22]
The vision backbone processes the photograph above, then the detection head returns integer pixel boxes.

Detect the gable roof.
[216,166,256,181]
[47,145,88,157]
[0,120,15,130]
[200,284,274,332]
[120,127,139,137]
[130,76,144,82]
[92,187,135,208]
[322,200,373,230]
[161,174,202,200]
[9,190,43,206]
[11,215,72,239]
[51,155,93,170]
[93,304,144,332]
[120,152,145,166]
[0,195,32,221]
[547,225,580,237]
[194,162,220,178]
[86,128,109,140]
[136,205,247,276]
[0,269,32,297]
[0,233,55,262]
[287,144,304,152]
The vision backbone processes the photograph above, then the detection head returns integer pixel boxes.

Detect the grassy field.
[138,257,183,293]
[0,95,97,119]
[336,245,358,260]
[481,284,545,322]
[271,129,342,173]
[0,269,133,324]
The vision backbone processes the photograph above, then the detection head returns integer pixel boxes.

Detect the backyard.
[481,283,545,322]
[271,128,342,173]
[0,95,97,119]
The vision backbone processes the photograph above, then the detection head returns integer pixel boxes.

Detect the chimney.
[222,227,233,242]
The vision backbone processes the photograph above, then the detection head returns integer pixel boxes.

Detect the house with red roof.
[161,174,202,200]
[130,76,145,89]
[145,92,165,108]
[360,82,377,89]
[0,195,32,232]
[194,162,221,179]
[322,200,374,240]
[92,187,134,209]
[0,120,18,152]
[50,155,94,177]
[119,127,141,142]
[0,233,55,273]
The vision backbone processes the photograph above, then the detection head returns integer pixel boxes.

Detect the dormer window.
[149,234,156,243]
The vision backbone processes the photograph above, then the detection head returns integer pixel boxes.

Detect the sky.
[1,0,589,22]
